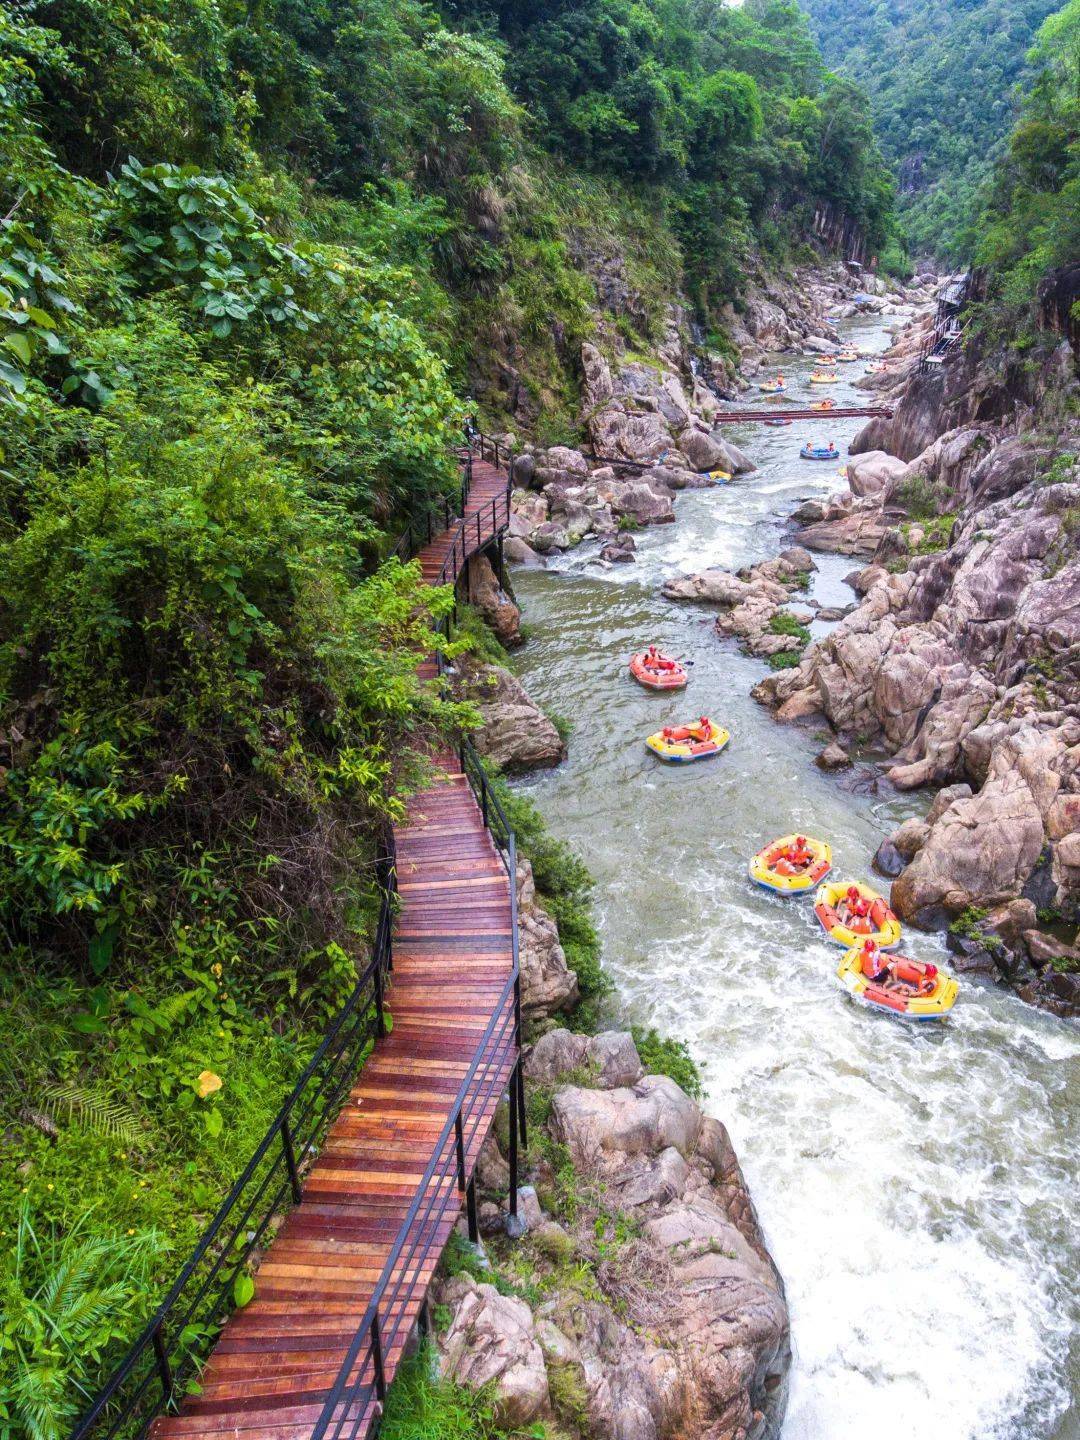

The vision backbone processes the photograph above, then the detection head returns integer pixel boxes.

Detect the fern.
[5,1205,163,1440]
[40,1084,142,1144]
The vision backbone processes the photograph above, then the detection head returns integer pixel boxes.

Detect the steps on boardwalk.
[150,469,513,1440]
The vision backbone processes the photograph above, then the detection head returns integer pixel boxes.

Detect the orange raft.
[814,879,901,949]
[749,834,832,893]
[630,648,688,691]
[645,717,730,763]
[837,944,959,1020]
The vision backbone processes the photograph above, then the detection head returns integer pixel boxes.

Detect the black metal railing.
[72,429,522,1440]
[392,492,460,565]
[308,737,524,1440]
[435,487,511,588]
[69,845,398,1440]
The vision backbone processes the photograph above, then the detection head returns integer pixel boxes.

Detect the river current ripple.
[510,317,1080,1440]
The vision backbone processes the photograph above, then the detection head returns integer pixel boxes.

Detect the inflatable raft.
[837,944,959,1021]
[646,717,730,763]
[759,379,785,394]
[749,834,832,894]
[814,880,901,948]
[800,443,840,461]
[809,370,839,384]
[764,417,792,427]
[836,350,860,363]
[630,649,688,691]
[810,398,836,410]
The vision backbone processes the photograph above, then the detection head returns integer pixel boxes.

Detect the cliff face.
[755,318,1080,1015]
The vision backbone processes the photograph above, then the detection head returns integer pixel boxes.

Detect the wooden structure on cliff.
[71,445,522,1440]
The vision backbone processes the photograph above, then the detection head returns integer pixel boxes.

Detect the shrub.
[631,1027,704,1098]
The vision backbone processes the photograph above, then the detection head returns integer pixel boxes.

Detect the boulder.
[594,475,675,526]
[517,859,579,1018]
[466,552,521,648]
[891,731,1050,922]
[846,450,909,498]
[440,1278,551,1426]
[504,536,544,567]
[815,742,851,770]
[469,666,566,774]
[551,1074,703,1170]
[712,434,756,475]
[525,1028,644,1090]
[600,530,637,563]
[676,425,729,473]
[872,839,908,879]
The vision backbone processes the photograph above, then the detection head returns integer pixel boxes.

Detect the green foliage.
[948,905,1002,949]
[0,1205,163,1440]
[974,0,1080,337]
[894,465,962,519]
[802,0,1062,258]
[905,514,957,554]
[630,1027,704,1099]
[767,612,811,643]
[767,650,803,670]
[106,160,334,338]
[379,1341,550,1440]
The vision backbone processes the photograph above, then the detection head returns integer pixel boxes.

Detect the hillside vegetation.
[976,0,1080,343]
[801,0,1061,259]
[0,1,894,1435]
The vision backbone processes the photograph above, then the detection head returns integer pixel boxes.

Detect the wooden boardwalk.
[152,460,514,1440]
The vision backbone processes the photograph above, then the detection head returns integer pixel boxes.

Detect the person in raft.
[781,835,813,870]
[840,884,871,926]
[860,938,889,981]
[689,716,712,741]
[644,645,677,672]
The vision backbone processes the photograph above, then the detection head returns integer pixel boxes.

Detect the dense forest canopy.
[800,0,1062,258]
[975,0,1080,337]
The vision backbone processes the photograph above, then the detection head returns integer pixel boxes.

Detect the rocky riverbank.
[434,1027,790,1440]
[748,314,1080,1018]
[493,260,934,566]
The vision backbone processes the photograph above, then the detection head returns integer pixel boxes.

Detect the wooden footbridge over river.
[73,440,524,1440]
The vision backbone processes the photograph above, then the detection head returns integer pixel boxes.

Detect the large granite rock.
[517,859,579,1019]
[440,1033,790,1440]
[468,665,566,774]
[466,552,521,648]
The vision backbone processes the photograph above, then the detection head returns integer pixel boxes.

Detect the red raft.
[630,648,688,691]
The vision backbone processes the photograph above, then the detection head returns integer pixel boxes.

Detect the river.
[509,317,1080,1440]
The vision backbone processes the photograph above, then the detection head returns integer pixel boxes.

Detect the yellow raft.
[645,718,730,764]
[749,834,832,893]
[814,879,901,949]
[837,946,959,1021]
[809,370,839,384]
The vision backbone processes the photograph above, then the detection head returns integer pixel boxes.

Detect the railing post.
[516,1060,527,1151]
[281,1116,303,1204]
[466,1174,479,1243]
[454,1111,467,1192]
[374,946,386,1039]
[152,1322,173,1408]
[508,1063,519,1219]
[371,1313,386,1403]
